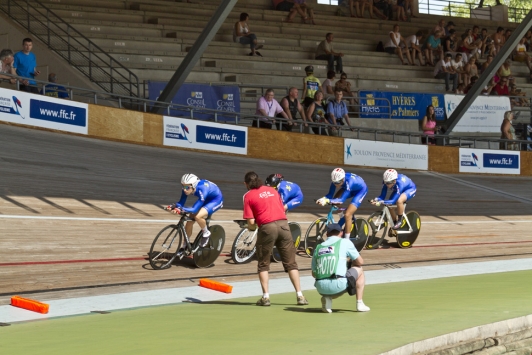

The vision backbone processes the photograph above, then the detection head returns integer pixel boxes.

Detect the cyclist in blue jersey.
[165,174,224,247]
[316,168,368,239]
[265,174,304,212]
[370,169,416,230]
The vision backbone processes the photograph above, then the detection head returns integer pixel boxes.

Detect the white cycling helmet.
[383,169,398,183]
[181,173,200,188]
[331,168,345,183]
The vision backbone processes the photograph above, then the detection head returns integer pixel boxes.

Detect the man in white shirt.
[406,31,424,66]
[451,53,465,86]
[434,53,457,92]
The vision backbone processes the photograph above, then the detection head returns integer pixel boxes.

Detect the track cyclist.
[265,173,304,212]
[370,169,416,230]
[165,174,224,247]
[316,168,368,239]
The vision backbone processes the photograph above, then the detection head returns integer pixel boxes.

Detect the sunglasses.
[385,181,395,185]
[182,185,193,190]
[333,179,344,184]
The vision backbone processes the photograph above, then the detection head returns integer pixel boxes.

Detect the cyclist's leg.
[397,188,416,216]
[344,187,367,238]
[285,192,303,212]
[197,197,223,246]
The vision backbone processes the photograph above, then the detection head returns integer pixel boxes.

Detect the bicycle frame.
[177,213,211,256]
[374,204,413,234]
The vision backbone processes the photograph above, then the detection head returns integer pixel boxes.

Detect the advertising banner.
[163,116,247,155]
[359,91,445,120]
[148,82,240,122]
[0,87,88,134]
[459,148,520,174]
[445,95,511,133]
[344,139,428,170]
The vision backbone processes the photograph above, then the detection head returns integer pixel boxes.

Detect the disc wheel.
[149,224,183,270]
[396,211,421,248]
[194,225,226,268]
[289,222,302,249]
[231,228,257,264]
[351,218,369,252]
[366,212,388,250]
[304,217,328,257]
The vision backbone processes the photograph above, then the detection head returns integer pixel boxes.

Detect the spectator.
[455,83,465,94]
[302,65,322,108]
[463,57,478,86]
[464,75,478,94]
[423,30,443,66]
[433,19,445,35]
[525,29,532,51]
[13,38,40,93]
[500,111,517,150]
[504,29,512,43]
[315,33,344,74]
[491,27,505,55]
[493,77,509,96]
[0,49,17,84]
[233,13,263,57]
[513,37,531,70]
[306,91,330,135]
[497,60,512,81]
[242,171,308,307]
[327,90,353,133]
[478,28,494,57]
[472,26,480,41]
[255,89,291,129]
[367,0,388,20]
[509,84,529,107]
[451,53,466,84]
[373,0,392,20]
[481,78,497,95]
[392,0,407,21]
[40,73,69,99]
[311,223,370,313]
[322,70,336,99]
[406,30,424,66]
[348,0,363,18]
[434,53,457,92]
[480,54,493,74]
[421,105,440,145]
[286,0,316,25]
[444,29,457,53]
[459,28,481,61]
[334,73,357,108]
[384,24,413,66]
[277,87,306,131]
[444,21,455,37]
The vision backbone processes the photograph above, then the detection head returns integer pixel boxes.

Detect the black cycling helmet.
[265,173,284,188]
[305,65,314,73]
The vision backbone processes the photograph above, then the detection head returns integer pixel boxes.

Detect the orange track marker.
[199,279,233,293]
[11,296,49,314]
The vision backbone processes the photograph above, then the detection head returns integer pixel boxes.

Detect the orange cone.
[199,279,233,293]
[11,296,49,314]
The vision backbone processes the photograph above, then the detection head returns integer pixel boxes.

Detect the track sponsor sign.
[444,95,511,133]
[359,91,445,120]
[344,139,428,170]
[163,116,247,155]
[0,87,88,134]
[459,148,520,174]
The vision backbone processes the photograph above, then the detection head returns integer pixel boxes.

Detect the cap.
[447,21,456,26]
[326,223,343,234]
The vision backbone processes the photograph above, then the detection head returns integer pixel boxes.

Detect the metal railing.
[418,0,527,23]
[0,0,140,97]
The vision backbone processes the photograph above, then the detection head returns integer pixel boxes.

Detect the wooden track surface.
[1,124,532,305]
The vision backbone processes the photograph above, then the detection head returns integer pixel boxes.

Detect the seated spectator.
[334,73,357,109]
[366,0,388,20]
[286,0,316,25]
[451,53,465,83]
[464,75,478,94]
[525,29,532,51]
[509,84,529,107]
[327,90,353,133]
[491,27,505,55]
[384,24,413,65]
[493,77,509,96]
[500,110,517,150]
[40,73,69,99]
[302,65,322,108]
[315,33,344,74]
[0,49,17,84]
[391,0,407,21]
[322,70,336,99]
[421,105,440,145]
[406,30,424,66]
[444,21,455,37]
[305,91,329,135]
[433,19,445,35]
[455,83,465,94]
[255,88,291,129]
[478,28,494,57]
[513,37,532,70]
[372,0,392,20]
[434,53,457,92]
[423,30,443,66]
[233,13,263,57]
[277,87,306,131]
[14,38,40,93]
[480,54,493,74]
[463,57,478,86]
[481,78,497,95]
[505,29,512,43]
[459,29,481,60]
[497,60,512,82]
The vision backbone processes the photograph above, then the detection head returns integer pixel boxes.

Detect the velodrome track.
[1,122,532,307]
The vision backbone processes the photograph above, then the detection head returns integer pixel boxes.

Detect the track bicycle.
[231,220,301,264]
[304,202,369,257]
[149,211,225,270]
[366,202,421,249]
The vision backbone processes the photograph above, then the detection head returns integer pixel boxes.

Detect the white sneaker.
[321,296,332,313]
[357,302,370,312]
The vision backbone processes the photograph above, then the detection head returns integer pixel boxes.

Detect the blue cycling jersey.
[176,179,223,214]
[376,174,416,205]
[278,180,303,210]
[325,173,367,204]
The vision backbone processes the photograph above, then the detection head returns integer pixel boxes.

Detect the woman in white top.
[406,30,424,66]
[233,13,263,57]
[321,70,336,100]
[384,24,413,65]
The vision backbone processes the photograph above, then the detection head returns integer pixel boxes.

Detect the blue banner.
[148,82,240,122]
[483,153,519,169]
[29,99,87,127]
[196,125,246,148]
[359,91,445,120]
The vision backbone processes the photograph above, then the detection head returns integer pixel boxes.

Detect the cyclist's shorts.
[203,195,224,215]
[349,186,368,208]
[403,188,416,201]
[285,192,304,211]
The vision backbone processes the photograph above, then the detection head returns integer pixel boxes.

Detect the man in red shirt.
[243,171,308,306]
[493,77,509,96]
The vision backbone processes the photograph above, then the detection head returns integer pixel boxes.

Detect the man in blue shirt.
[165,173,224,247]
[371,169,417,230]
[327,90,352,130]
[265,173,303,212]
[41,73,69,99]
[13,38,40,93]
[311,223,370,313]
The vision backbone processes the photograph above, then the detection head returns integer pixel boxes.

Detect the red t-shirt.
[494,84,509,96]
[243,186,287,226]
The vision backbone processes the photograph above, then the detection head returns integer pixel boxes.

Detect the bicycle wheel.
[351,218,369,252]
[366,212,388,250]
[194,225,225,268]
[149,224,183,270]
[396,211,421,248]
[231,228,257,264]
[304,217,327,257]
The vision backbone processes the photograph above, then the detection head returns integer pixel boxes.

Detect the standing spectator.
[444,21,455,37]
[233,13,263,57]
[0,49,17,84]
[277,87,306,131]
[311,223,370,313]
[327,90,353,132]
[463,57,478,86]
[286,0,316,25]
[480,54,493,74]
[421,105,440,145]
[493,77,509,96]
[315,33,344,74]
[384,24,413,66]
[500,111,517,150]
[491,27,505,55]
[242,171,308,307]
[40,73,69,99]
[423,30,443,66]
[322,70,336,99]
[334,73,357,109]
[306,91,330,135]
[302,65,322,108]
[255,89,291,129]
[434,53,458,92]
[433,19,445,35]
[13,38,40,93]
[406,30,424,66]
